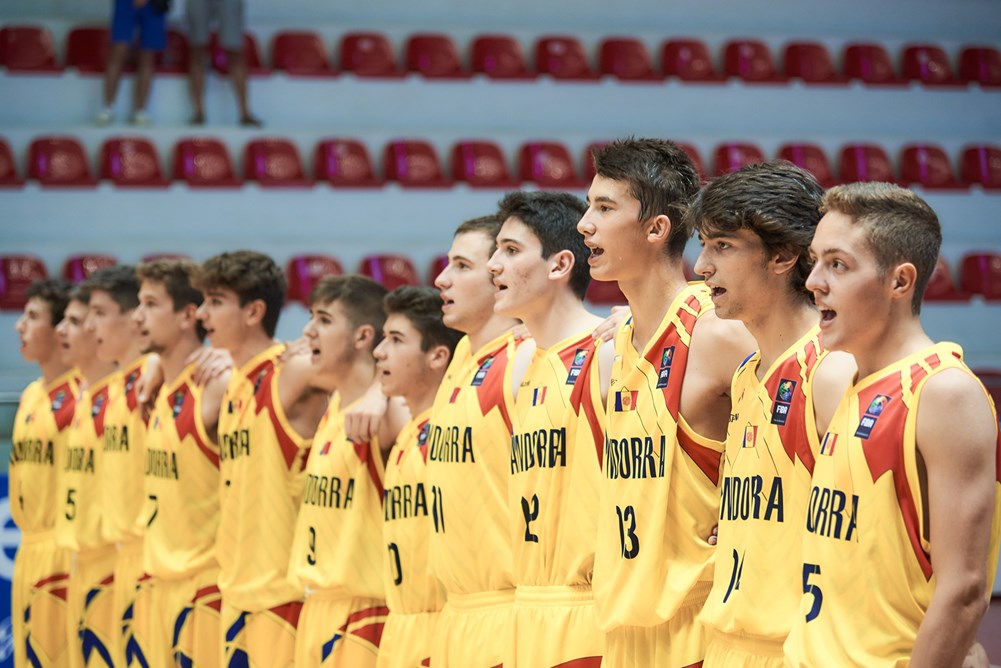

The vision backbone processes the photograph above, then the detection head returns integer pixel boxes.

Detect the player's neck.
[620,258,689,352]
[851,315,932,382]
[78,358,117,387]
[521,292,600,350]
[467,313,517,353]
[404,378,440,418]
[114,342,146,372]
[229,331,277,369]
[38,356,71,385]
[160,336,204,385]
[334,358,377,408]
[748,298,819,377]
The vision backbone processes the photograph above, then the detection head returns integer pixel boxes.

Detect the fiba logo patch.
[855,394,891,439]
[566,348,588,386]
[656,346,675,389]
[471,357,494,387]
[770,378,797,426]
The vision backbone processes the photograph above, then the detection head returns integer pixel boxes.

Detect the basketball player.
[194,250,330,665]
[85,264,151,665]
[426,215,529,666]
[288,275,410,666]
[373,286,462,668]
[11,278,75,667]
[53,282,118,667]
[686,162,855,666]
[785,183,1001,666]
[134,258,228,666]
[577,137,756,667]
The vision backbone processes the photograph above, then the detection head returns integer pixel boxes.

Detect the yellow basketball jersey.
[54,372,115,553]
[290,394,386,599]
[426,331,519,596]
[510,330,605,587]
[383,408,446,614]
[699,327,825,645]
[785,342,1001,666]
[144,362,221,579]
[594,283,724,630]
[217,344,310,612]
[11,370,77,534]
[101,356,148,544]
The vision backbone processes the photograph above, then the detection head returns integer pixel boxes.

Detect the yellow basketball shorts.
[376,609,438,668]
[70,545,118,668]
[295,593,388,667]
[14,530,72,668]
[511,585,603,668]
[602,584,709,668]
[222,599,302,668]
[703,628,785,668]
[431,589,514,668]
[138,567,223,667]
[115,539,150,666]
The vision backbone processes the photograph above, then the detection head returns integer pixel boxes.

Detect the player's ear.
[771,248,799,277]
[646,214,671,245]
[244,299,266,327]
[179,303,199,331]
[427,344,451,371]
[890,262,918,299]
[354,324,376,349]
[548,250,575,281]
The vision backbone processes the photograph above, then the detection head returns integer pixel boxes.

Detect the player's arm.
[509,337,536,398]
[910,368,997,668]
[376,397,411,461]
[591,304,630,343]
[811,351,856,437]
[187,346,234,386]
[200,369,231,444]
[343,379,391,444]
[595,336,615,405]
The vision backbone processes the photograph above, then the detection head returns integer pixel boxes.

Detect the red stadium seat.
[63,254,117,282]
[406,33,468,79]
[973,370,1001,410]
[923,256,968,302]
[471,34,534,79]
[661,38,724,82]
[340,32,403,78]
[100,136,169,187]
[960,144,1001,189]
[898,144,963,190]
[535,35,599,80]
[210,32,267,75]
[0,26,61,72]
[172,137,241,187]
[244,139,310,187]
[776,143,836,187]
[723,39,787,83]
[28,137,97,187]
[838,143,895,183]
[314,138,382,187]
[155,29,189,73]
[585,280,626,306]
[0,139,24,187]
[0,255,48,311]
[713,142,766,176]
[959,46,1001,88]
[961,252,1001,301]
[358,254,421,290]
[428,254,449,285]
[599,38,661,81]
[783,41,843,84]
[451,140,515,188]
[843,43,901,85]
[901,43,958,86]
[519,141,584,189]
[383,140,450,187]
[65,26,110,74]
[272,31,334,76]
[286,254,344,306]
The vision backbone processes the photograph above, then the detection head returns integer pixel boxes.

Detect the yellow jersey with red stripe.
[11,370,77,534]
[217,344,310,612]
[54,372,115,553]
[785,342,1001,667]
[699,327,825,646]
[383,408,446,614]
[289,394,386,599]
[101,357,149,544]
[426,332,519,596]
[144,362,222,579]
[594,283,724,630]
[510,330,605,587]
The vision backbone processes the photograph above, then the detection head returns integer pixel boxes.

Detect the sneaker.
[95,108,113,127]
[130,110,152,127]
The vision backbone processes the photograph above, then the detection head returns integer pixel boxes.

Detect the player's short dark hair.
[137,258,207,342]
[821,182,941,315]
[84,264,140,311]
[383,286,463,354]
[69,282,93,306]
[195,251,286,337]
[591,137,702,258]
[310,275,389,349]
[454,214,502,256]
[497,191,591,300]
[686,160,825,303]
[26,278,72,326]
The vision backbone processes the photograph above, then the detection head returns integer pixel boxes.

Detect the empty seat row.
[3,134,1000,190]
[2,24,1000,87]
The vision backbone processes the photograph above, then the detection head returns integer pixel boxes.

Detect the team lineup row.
[10,138,1001,668]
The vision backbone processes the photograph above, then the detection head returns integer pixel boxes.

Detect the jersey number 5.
[802,563,823,622]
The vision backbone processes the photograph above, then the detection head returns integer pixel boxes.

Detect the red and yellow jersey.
[700,327,825,643]
[594,283,723,630]
[289,394,386,599]
[144,362,221,579]
[54,372,115,553]
[510,330,605,587]
[426,331,519,595]
[383,408,446,614]
[786,342,1001,667]
[10,370,77,534]
[216,344,310,612]
[101,357,149,544]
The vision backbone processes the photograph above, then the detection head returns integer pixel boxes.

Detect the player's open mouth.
[819,308,836,325]
[495,282,508,291]
[710,286,726,298]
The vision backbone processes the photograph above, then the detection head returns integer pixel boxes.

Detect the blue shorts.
[111,0,167,51]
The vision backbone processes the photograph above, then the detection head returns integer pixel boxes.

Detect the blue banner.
[0,473,16,667]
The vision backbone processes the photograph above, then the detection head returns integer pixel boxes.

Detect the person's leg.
[132,51,155,124]
[219,0,260,126]
[185,0,211,124]
[225,50,259,126]
[101,0,137,124]
[131,3,167,125]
